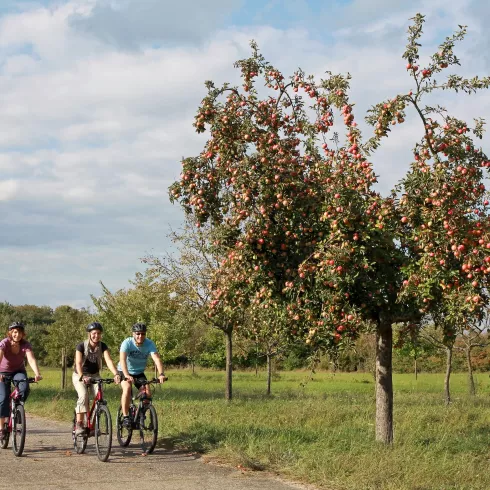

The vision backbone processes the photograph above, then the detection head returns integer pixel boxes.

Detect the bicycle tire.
[72,410,88,454]
[95,404,112,462]
[116,406,132,447]
[140,404,158,454]
[12,404,26,457]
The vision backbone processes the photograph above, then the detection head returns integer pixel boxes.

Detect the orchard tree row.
[168,13,490,444]
[2,294,489,391]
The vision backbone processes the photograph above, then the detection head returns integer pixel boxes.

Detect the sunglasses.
[134,332,146,336]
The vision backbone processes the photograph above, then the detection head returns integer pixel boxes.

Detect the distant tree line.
[1,298,488,379]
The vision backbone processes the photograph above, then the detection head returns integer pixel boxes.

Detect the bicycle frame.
[131,382,155,426]
[7,385,21,432]
[3,377,34,433]
[84,379,106,434]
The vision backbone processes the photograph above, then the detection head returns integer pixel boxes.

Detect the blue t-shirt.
[118,337,158,375]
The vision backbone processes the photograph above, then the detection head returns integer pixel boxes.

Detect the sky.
[1,0,489,310]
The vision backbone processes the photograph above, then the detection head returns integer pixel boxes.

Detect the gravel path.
[0,414,312,490]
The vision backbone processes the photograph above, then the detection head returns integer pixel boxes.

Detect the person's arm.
[25,350,42,382]
[74,350,85,380]
[103,350,120,383]
[119,351,133,383]
[150,352,166,383]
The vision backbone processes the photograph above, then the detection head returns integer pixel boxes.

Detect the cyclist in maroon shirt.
[0,322,42,439]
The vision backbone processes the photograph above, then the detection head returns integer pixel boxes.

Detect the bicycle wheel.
[72,411,88,454]
[116,406,132,447]
[140,404,158,454]
[95,404,112,462]
[12,404,26,457]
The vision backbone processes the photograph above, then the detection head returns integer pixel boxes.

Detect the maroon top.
[0,338,32,372]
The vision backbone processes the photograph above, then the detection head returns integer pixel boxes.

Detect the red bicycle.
[71,377,114,462]
[0,376,36,457]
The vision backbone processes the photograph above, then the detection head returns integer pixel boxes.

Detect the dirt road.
[0,414,309,490]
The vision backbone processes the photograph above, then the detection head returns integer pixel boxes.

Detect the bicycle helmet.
[86,322,103,332]
[132,322,147,333]
[8,321,25,331]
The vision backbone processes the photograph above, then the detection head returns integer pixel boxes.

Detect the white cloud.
[69,0,242,49]
[0,0,489,307]
[0,179,18,201]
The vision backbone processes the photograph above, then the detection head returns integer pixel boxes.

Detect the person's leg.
[72,372,89,430]
[13,372,30,402]
[120,379,132,416]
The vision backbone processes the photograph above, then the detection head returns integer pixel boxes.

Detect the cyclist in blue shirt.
[118,323,166,427]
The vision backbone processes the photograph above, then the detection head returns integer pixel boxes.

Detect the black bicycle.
[0,376,37,457]
[116,377,166,454]
[71,377,114,462]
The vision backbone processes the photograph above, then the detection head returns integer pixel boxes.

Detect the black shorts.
[118,371,147,389]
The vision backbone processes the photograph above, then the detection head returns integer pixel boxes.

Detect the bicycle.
[71,377,114,462]
[0,376,36,457]
[116,377,167,455]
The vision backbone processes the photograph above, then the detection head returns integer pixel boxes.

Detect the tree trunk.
[375,319,393,444]
[266,352,272,396]
[414,357,418,380]
[61,348,66,391]
[191,359,195,375]
[444,346,452,405]
[466,347,476,396]
[255,344,259,377]
[224,328,233,401]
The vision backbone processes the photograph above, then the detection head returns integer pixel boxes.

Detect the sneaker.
[122,416,132,428]
[75,423,85,436]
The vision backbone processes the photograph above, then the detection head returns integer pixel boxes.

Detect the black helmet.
[86,322,103,332]
[132,322,147,333]
[8,321,25,331]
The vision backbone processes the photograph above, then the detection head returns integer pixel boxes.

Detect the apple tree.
[169,14,490,444]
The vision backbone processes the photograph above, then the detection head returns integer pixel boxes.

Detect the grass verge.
[24,369,490,490]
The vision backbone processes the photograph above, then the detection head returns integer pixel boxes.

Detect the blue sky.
[0,0,489,309]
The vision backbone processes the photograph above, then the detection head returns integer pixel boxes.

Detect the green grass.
[24,368,490,490]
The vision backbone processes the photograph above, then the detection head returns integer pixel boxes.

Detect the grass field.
[23,368,490,490]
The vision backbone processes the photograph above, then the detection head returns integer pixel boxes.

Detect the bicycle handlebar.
[1,376,37,384]
[84,377,115,385]
[121,376,168,384]
[141,377,168,384]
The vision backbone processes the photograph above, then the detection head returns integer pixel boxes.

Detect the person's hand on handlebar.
[34,374,42,382]
[158,373,167,384]
[124,374,134,383]
[113,373,121,384]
